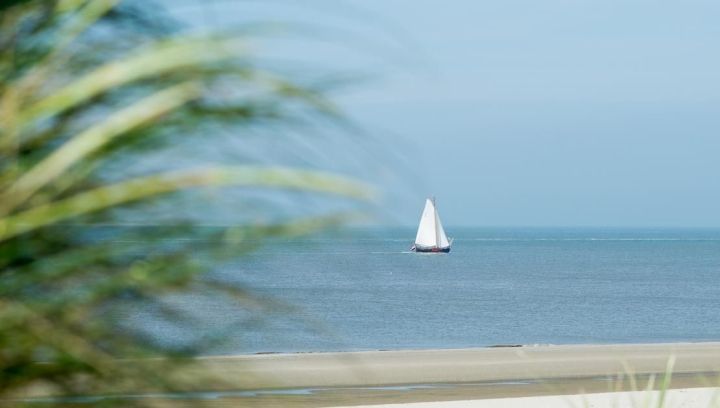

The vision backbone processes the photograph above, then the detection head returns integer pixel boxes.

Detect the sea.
[120,227,720,355]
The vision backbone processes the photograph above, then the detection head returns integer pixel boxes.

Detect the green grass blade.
[53,0,120,52]
[0,166,375,242]
[1,82,202,214]
[1,0,119,145]
[17,37,244,127]
[656,355,675,408]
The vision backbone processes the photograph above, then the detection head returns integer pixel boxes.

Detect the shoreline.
[206,340,720,358]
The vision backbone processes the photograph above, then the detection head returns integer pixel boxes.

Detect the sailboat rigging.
[411,197,452,253]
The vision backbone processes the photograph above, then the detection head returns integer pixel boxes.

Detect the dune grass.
[0,1,374,406]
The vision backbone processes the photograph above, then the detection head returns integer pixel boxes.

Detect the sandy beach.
[160,342,720,407]
[192,342,720,387]
[13,342,720,407]
[327,387,720,408]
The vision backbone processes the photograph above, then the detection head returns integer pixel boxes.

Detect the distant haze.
[174,0,720,227]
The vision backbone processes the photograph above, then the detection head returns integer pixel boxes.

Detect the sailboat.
[411,197,452,253]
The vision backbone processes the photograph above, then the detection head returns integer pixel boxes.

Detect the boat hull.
[412,245,451,253]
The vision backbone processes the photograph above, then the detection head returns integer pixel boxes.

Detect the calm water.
[123,227,720,354]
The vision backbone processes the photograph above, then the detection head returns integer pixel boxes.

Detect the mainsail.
[414,198,450,249]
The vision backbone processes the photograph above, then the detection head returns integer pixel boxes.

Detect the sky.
[173,0,720,227]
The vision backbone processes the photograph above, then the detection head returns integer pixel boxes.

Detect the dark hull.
[412,246,451,253]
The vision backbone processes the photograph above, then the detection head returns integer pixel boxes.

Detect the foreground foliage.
[0,0,372,405]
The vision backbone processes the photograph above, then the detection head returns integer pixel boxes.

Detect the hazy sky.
[177,0,720,227]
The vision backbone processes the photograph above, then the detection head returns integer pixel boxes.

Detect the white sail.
[414,197,451,249]
[414,198,437,248]
[434,207,450,248]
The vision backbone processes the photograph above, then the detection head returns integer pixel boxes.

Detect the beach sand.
[166,342,720,407]
[327,387,720,408]
[14,342,720,407]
